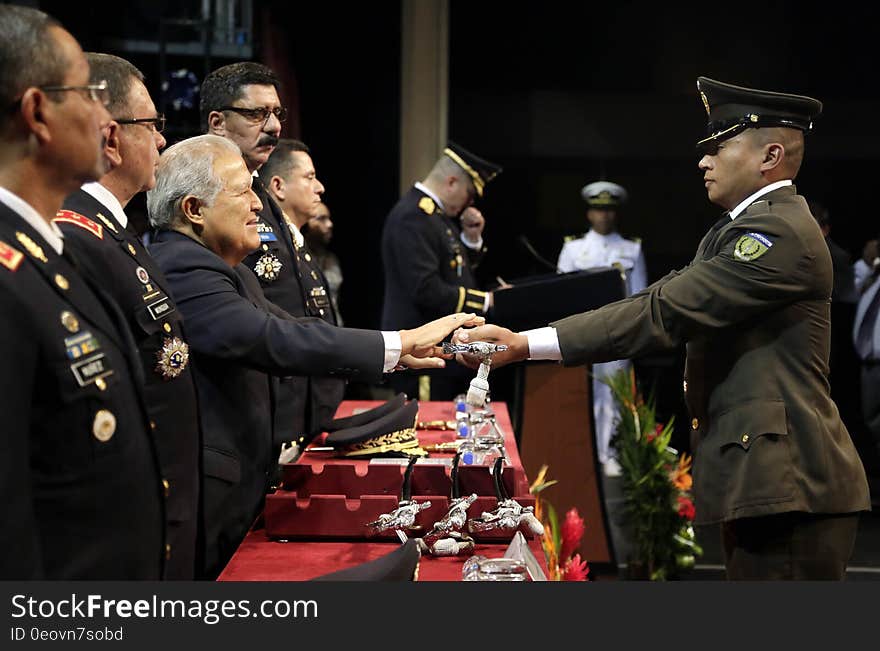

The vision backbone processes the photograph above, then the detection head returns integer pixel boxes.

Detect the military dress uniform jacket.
[56,189,200,579]
[242,179,345,445]
[149,230,385,577]
[549,186,870,525]
[557,230,647,295]
[0,202,165,579]
[381,186,488,330]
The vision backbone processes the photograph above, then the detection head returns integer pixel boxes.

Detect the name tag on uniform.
[147,296,175,321]
[64,331,101,360]
[309,287,331,310]
[259,231,278,242]
[70,353,114,387]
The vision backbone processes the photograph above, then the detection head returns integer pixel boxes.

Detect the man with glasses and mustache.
[0,6,165,579]
[201,63,347,455]
[54,53,200,579]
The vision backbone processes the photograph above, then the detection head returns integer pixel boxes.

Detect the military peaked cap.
[581,181,628,208]
[325,399,426,458]
[443,142,502,198]
[312,539,421,581]
[326,393,406,432]
[696,76,822,152]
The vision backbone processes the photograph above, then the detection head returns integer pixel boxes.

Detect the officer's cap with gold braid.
[325,399,427,458]
[443,142,502,198]
[697,77,822,154]
[581,181,627,209]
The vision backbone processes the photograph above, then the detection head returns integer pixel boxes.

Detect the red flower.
[677,496,696,521]
[559,508,585,562]
[647,423,663,442]
[562,554,590,581]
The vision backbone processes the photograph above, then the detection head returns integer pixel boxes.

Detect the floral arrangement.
[605,368,702,580]
[529,466,589,581]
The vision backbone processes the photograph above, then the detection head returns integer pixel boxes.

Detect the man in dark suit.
[201,63,344,453]
[454,77,871,579]
[381,143,502,400]
[55,53,200,579]
[0,5,165,579]
[146,134,481,577]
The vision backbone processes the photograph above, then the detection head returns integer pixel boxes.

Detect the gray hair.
[147,134,242,230]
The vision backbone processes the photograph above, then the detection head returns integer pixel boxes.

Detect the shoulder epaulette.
[563,233,584,244]
[0,240,24,271]
[54,210,103,239]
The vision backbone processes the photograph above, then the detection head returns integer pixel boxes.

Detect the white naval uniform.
[557,230,647,470]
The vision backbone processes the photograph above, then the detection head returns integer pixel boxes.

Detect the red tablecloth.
[217,401,548,581]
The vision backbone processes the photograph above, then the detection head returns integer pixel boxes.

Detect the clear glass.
[462,556,528,581]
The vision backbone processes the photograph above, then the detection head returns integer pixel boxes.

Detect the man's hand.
[451,325,529,369]
[460,207,485,244]
[397,353,446,370]
[399,313,486,359]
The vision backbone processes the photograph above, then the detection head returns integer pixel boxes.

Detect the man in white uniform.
[557,181,647,476]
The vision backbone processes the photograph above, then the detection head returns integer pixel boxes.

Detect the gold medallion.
[92,409,116,442]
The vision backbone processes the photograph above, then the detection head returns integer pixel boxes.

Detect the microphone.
[518,234,558,272]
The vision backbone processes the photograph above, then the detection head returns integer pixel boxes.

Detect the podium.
[492,267,626,568]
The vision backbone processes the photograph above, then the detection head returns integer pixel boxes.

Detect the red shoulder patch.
[0,240,24,271]
[53,210,103,239]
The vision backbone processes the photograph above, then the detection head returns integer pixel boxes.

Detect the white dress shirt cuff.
[381,331,403,372]
[460,232,483,251]
[522,327,562,361]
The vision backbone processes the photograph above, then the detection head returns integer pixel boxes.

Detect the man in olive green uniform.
[454,77,871,580]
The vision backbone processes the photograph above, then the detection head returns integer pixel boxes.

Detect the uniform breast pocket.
[46,359,124,468]
[133,298,177,336]
[705,400,795,516]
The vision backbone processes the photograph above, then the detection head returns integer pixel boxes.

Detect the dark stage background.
[32,0,880,472]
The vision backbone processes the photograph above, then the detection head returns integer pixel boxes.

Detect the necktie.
[856,282,880,360]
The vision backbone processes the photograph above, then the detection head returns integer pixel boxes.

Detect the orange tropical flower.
[670,453,693,490]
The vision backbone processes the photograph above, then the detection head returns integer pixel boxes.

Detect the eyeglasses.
[39,79,110,107]
[220,105,288,125]
[116,114,166,134]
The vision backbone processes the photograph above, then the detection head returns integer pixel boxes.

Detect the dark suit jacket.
[0,202,164,579]
[381,186,488,330]
[243,178,345,445]
[57,189,201,579]
[551,186,871,524]
[149,230,384,577]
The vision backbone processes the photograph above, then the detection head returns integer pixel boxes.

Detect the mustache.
[257,134,279,148]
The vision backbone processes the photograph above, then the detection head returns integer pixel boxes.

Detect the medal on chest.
[255,251,283,281]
